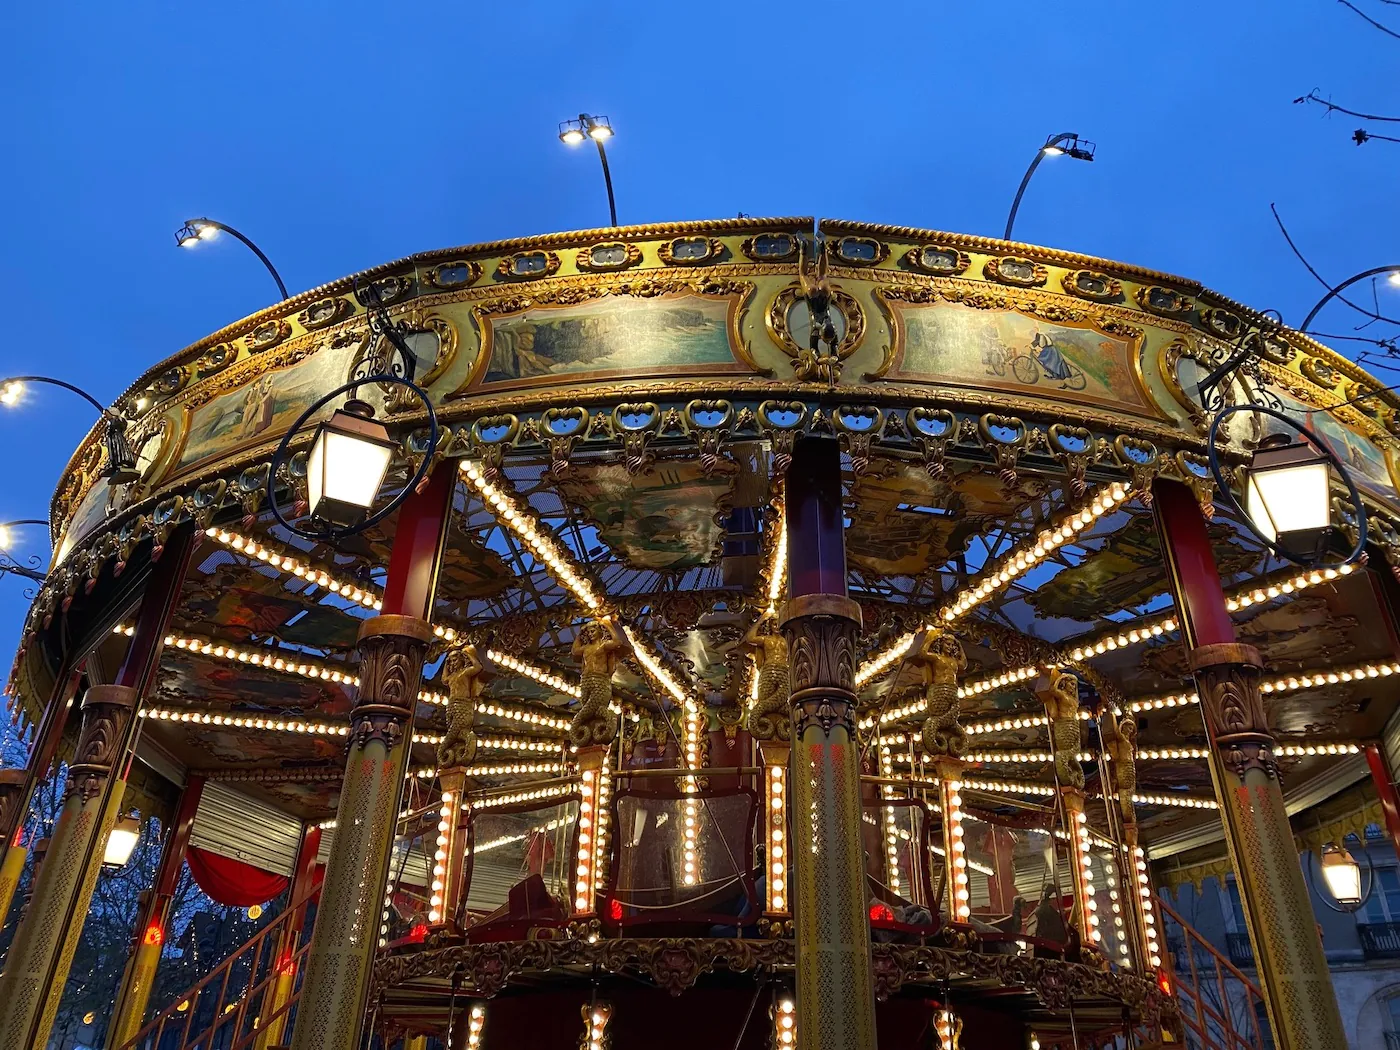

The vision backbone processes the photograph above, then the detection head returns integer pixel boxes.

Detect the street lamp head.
[306,399,397,529]
[1388,271,1400,287]
[1042,134,1095,162]
[0,380,22,407]
[1244,432,1333,561]
[0,526,10,550]
[1041,144,1066,156]
[103,813,142,869]
[559,120,587,146]
[1319,841,1364,907]
[586,116,614,141]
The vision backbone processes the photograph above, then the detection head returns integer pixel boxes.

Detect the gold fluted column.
[289,615,433,1050]
[0,770,29,926]
[1154,476,1345,1050]
[781,592,876,1050]
[0,684,137,1048]
[1191,643,1344,1050]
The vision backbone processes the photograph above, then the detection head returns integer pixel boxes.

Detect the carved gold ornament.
[902,244,971,277]
[765,283,866,362]
[495,251,561,281]
[740,232,799,263]
[658,236,723,266]
[1062,270,1122,302]
[983,256,1047,287]
[576,242,643,273]
[425,260,482,290]
[1135,285,1193,317]
[298,296,353,330]
[243,318,292,354]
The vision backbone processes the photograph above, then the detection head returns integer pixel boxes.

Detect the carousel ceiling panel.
[153,649,353,717]
[553,459,734,571]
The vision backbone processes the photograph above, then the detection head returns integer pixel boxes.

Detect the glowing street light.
[0,377,139,485]
[558,113,618,227]
[1244,434,1333,561]
[175,217,289,301]
[1004,132,1096,241]
[1319,841,1363,908]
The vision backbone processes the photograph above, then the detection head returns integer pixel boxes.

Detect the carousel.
[0,216,1395,1050]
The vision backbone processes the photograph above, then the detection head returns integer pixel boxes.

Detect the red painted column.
[290,464,457,1050]
[1366,744,1400,862]
[108,774,206,1045]
[1152,478,1344,1050]
[0,524,198,1050]
[779,437,877,1050]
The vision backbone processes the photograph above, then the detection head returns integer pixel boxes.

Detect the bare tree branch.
[1294,88,1400,122]
[1339,0,1400,37]
[1354,128,1400,144]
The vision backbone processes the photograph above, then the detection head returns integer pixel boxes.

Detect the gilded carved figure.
[437,644,484,768]
[913,629,967,758]
[1103,712,1138,823]
[793,239,843,384]
[740,609,790,741]
[570,617,626,747]
[1044,668,1085,789]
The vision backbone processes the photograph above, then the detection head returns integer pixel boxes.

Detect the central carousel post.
[289,463,457,1050]
[779,436,877,1050]
[1152,477,1346,1050]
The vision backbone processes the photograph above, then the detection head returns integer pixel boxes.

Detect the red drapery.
[186,845,289,908]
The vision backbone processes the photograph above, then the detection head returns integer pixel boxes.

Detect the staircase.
[114,881,319,1050]
[1158,897,1271,1050]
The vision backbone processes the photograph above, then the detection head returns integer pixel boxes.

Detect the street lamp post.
[175,218,289,301]
[558,114,618,227]
[1004,132,1095,242]
[0,520,50,584]
[0,377,139,484]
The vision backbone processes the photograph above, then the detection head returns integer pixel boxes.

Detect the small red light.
[1157,969,1172,996]
[869,903,895,923]
[143,924,164,947]
[10,828,22,849]
[409,922,428,942]
[608,898,623,921]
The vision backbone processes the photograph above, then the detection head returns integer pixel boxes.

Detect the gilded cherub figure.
[740,609,790,741]
[570,617,626,747]
[437,643,484,768]
[914,629,967,758]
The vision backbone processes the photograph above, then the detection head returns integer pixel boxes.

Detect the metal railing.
[1359,920,1400,959]
[114,880,319,1050]
[1159,896,1270,1050]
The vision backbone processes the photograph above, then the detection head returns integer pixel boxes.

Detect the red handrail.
[1157,896,1268,1050]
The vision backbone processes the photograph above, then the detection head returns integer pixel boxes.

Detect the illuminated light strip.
[461,461,602,610]
[746,505,789,713]
[412,761,564,778]
[474,815,570,855]
[464,1004,485,1050]
[139,707,348,737]
[1127,691,1197,713]
[773,995,795,1050]
[924,839,996,878]
[857,483,1132,685]
[203,527,383,610]
[583,1002,612,1050]
[1066,563,1355,662]
[1136,747,1208,760]
[1103,857,1131,966]
[1072,809,1102,944]
[624,624,701,713]
[476,700,571,732]
[945,778,970,922]
[476,734,557,753]
[573,760,611,915]
[468,781,579,811]
[766,764,788,913]
[1132,792,1217,810]
[934,1010,959,1050]
[428,789,457,923]
[486,649,582,698]
[893,748,1094,764]
[860,665,1052,730]
[957,777,1057,797]
[1130,659,1400,713]
[878,744,902,895]
[681,706,704,887]
[1135,845,1163,968]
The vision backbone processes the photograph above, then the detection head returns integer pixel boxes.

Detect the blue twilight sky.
[0,1,1396,650]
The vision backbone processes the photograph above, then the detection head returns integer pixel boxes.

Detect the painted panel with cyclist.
[888,299,1159,418]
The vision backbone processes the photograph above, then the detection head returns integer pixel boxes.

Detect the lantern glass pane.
[1246,461,1330,542]
[309,429,393,517]
[104,826,139,867]
[1321,848,1362,905]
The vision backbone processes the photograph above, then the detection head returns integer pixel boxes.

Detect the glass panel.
[465,801,578,917]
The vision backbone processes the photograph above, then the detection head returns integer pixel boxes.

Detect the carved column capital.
[780,594,861,738]
[67,685,138,804]
[1189,642,1276,780]
[353,615,434,750]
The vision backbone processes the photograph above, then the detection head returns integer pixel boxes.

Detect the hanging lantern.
[305,399,396,529]
[1244,434,1332,560]
[1319,841,1363,908]
[103,813,141,869]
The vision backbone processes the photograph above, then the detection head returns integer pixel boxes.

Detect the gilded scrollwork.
[424,260,482,290]
[658,237,723,266]
[576,242,643,273]
[902,245,970,277]
[740,232,799,263]
[1135,285,1193,318]
[495,251,561,281]
[298,296,353,330]
[984,256,1048,287]
[1062,270,1122,302]
[244,318,292,354]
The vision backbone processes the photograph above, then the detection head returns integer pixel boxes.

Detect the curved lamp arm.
[1300,265,1400,332]
[178,218,289,301]
[0,520,50,583]
[1,376,110,416]
[1004,132,1091,242]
